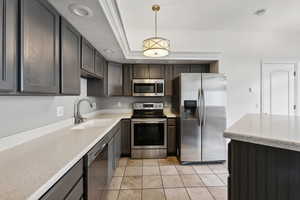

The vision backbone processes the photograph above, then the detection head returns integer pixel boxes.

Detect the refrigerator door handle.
[201,88,206,126]
[198,88,202,126]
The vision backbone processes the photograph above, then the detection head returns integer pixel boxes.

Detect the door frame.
[260,59,300,115]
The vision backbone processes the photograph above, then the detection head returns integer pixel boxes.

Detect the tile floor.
[102,157,228,200]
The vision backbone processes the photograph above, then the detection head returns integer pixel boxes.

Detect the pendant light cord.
[155,10,157,37]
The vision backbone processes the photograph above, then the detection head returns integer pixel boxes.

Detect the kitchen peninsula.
[224,114,300,200]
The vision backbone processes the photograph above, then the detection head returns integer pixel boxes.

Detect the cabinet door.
[133,64,149,79]
[60,19,81,95]
[102,60,108,96]
[173,64,190,78]
[0,0,17,93]
[190,64,210,73]
[164,65,173,96]
[123,64,132,96]
[94,51,104,78]
[81,38,94,73]
[108,138,114,183]
[121,119,131,156]
[167,126,177,155]
[107,62,123,96]
[149,64,165,79]
[114,129,121,167]
[40,159,83,200]
[20,0,60,93]
[87,60,108,97]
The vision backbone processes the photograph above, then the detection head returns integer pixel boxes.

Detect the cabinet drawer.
[167,118,176,126]
[40,159,83,200]
[65,178,84,200]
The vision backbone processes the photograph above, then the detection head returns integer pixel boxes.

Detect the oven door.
[132,79,164,96]
[131,118,167,149]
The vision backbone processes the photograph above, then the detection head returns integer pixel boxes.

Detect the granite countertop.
[0,113,131,200]
[224,114,300,152]
[164,109,178,118]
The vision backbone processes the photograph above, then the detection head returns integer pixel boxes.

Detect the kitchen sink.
[71,119,116,130]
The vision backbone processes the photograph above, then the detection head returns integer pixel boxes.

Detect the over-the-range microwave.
[132,79,164,97]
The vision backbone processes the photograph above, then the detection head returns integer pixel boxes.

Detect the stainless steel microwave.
[132,79,164,96]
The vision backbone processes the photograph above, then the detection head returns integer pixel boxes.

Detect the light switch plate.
[56,106,64,117]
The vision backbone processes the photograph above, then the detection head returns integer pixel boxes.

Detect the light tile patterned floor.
[102,157,228,200]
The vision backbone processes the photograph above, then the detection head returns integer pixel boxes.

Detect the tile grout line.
[116,158,127,200]
[158,159,168,200]
[208,163,228,186]
[177,167,192,200]
[117,157,227,200]
[141,159,143,200]
[196,164,227,200]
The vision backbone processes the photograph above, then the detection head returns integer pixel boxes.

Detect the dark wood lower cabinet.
[121,119,131,156]
[40,159,84,200]
[167,118,177,156]
[228,140,300,200]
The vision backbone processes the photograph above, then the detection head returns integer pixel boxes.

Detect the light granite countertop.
[0,113,131,200]
[224,114,300,152]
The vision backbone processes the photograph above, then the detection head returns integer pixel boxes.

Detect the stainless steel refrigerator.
[175,73,227,164]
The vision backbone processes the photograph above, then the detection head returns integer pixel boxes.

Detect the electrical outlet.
[117,102,121,107]
[56,106,64,117]
[92,102,96,109]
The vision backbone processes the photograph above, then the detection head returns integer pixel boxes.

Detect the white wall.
[128,29,300,126]
[0,78,99,139]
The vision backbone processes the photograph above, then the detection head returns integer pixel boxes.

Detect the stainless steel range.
[131,102,167,159]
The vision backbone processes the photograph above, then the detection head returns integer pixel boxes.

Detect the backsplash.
[96,96,172,110]
[0,78,98,139]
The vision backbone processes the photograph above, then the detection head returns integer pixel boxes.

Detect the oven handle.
[131,118,167,123]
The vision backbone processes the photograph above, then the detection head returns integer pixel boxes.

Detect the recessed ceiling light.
[69,4,93,17]
[254,9,267,16]
[103,49,114,54]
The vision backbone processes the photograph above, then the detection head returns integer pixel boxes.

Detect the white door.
[261,63,296,115]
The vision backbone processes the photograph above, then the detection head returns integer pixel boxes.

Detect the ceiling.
[48,0,125,62]
[116,0,300,51]
[48,0,300,63]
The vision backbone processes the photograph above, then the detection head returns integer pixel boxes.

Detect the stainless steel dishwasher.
[87,139,108,200]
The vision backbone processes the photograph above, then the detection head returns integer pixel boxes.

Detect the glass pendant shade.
[143,37,170,57]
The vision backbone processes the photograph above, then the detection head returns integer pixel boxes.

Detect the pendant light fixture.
[143,4,170,57]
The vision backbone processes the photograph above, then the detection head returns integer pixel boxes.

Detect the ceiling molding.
[98,0,131,56]
[127,51,221,60]
[98,0,222,61]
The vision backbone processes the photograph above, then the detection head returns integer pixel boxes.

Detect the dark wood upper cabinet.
[122,64,132,96]
[149,64,165,79]
[190,64,210,73]
[173,64,190,78]
[20,0,60,94]
[0,0,18,93]
[94,51,104,78]
[133,64,149,79]
[81,38,94,74]
[164,65,173,96]
[60,18,81,95]
[107,62,123,96]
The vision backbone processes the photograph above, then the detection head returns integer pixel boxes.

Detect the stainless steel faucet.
[74,98,93,124]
